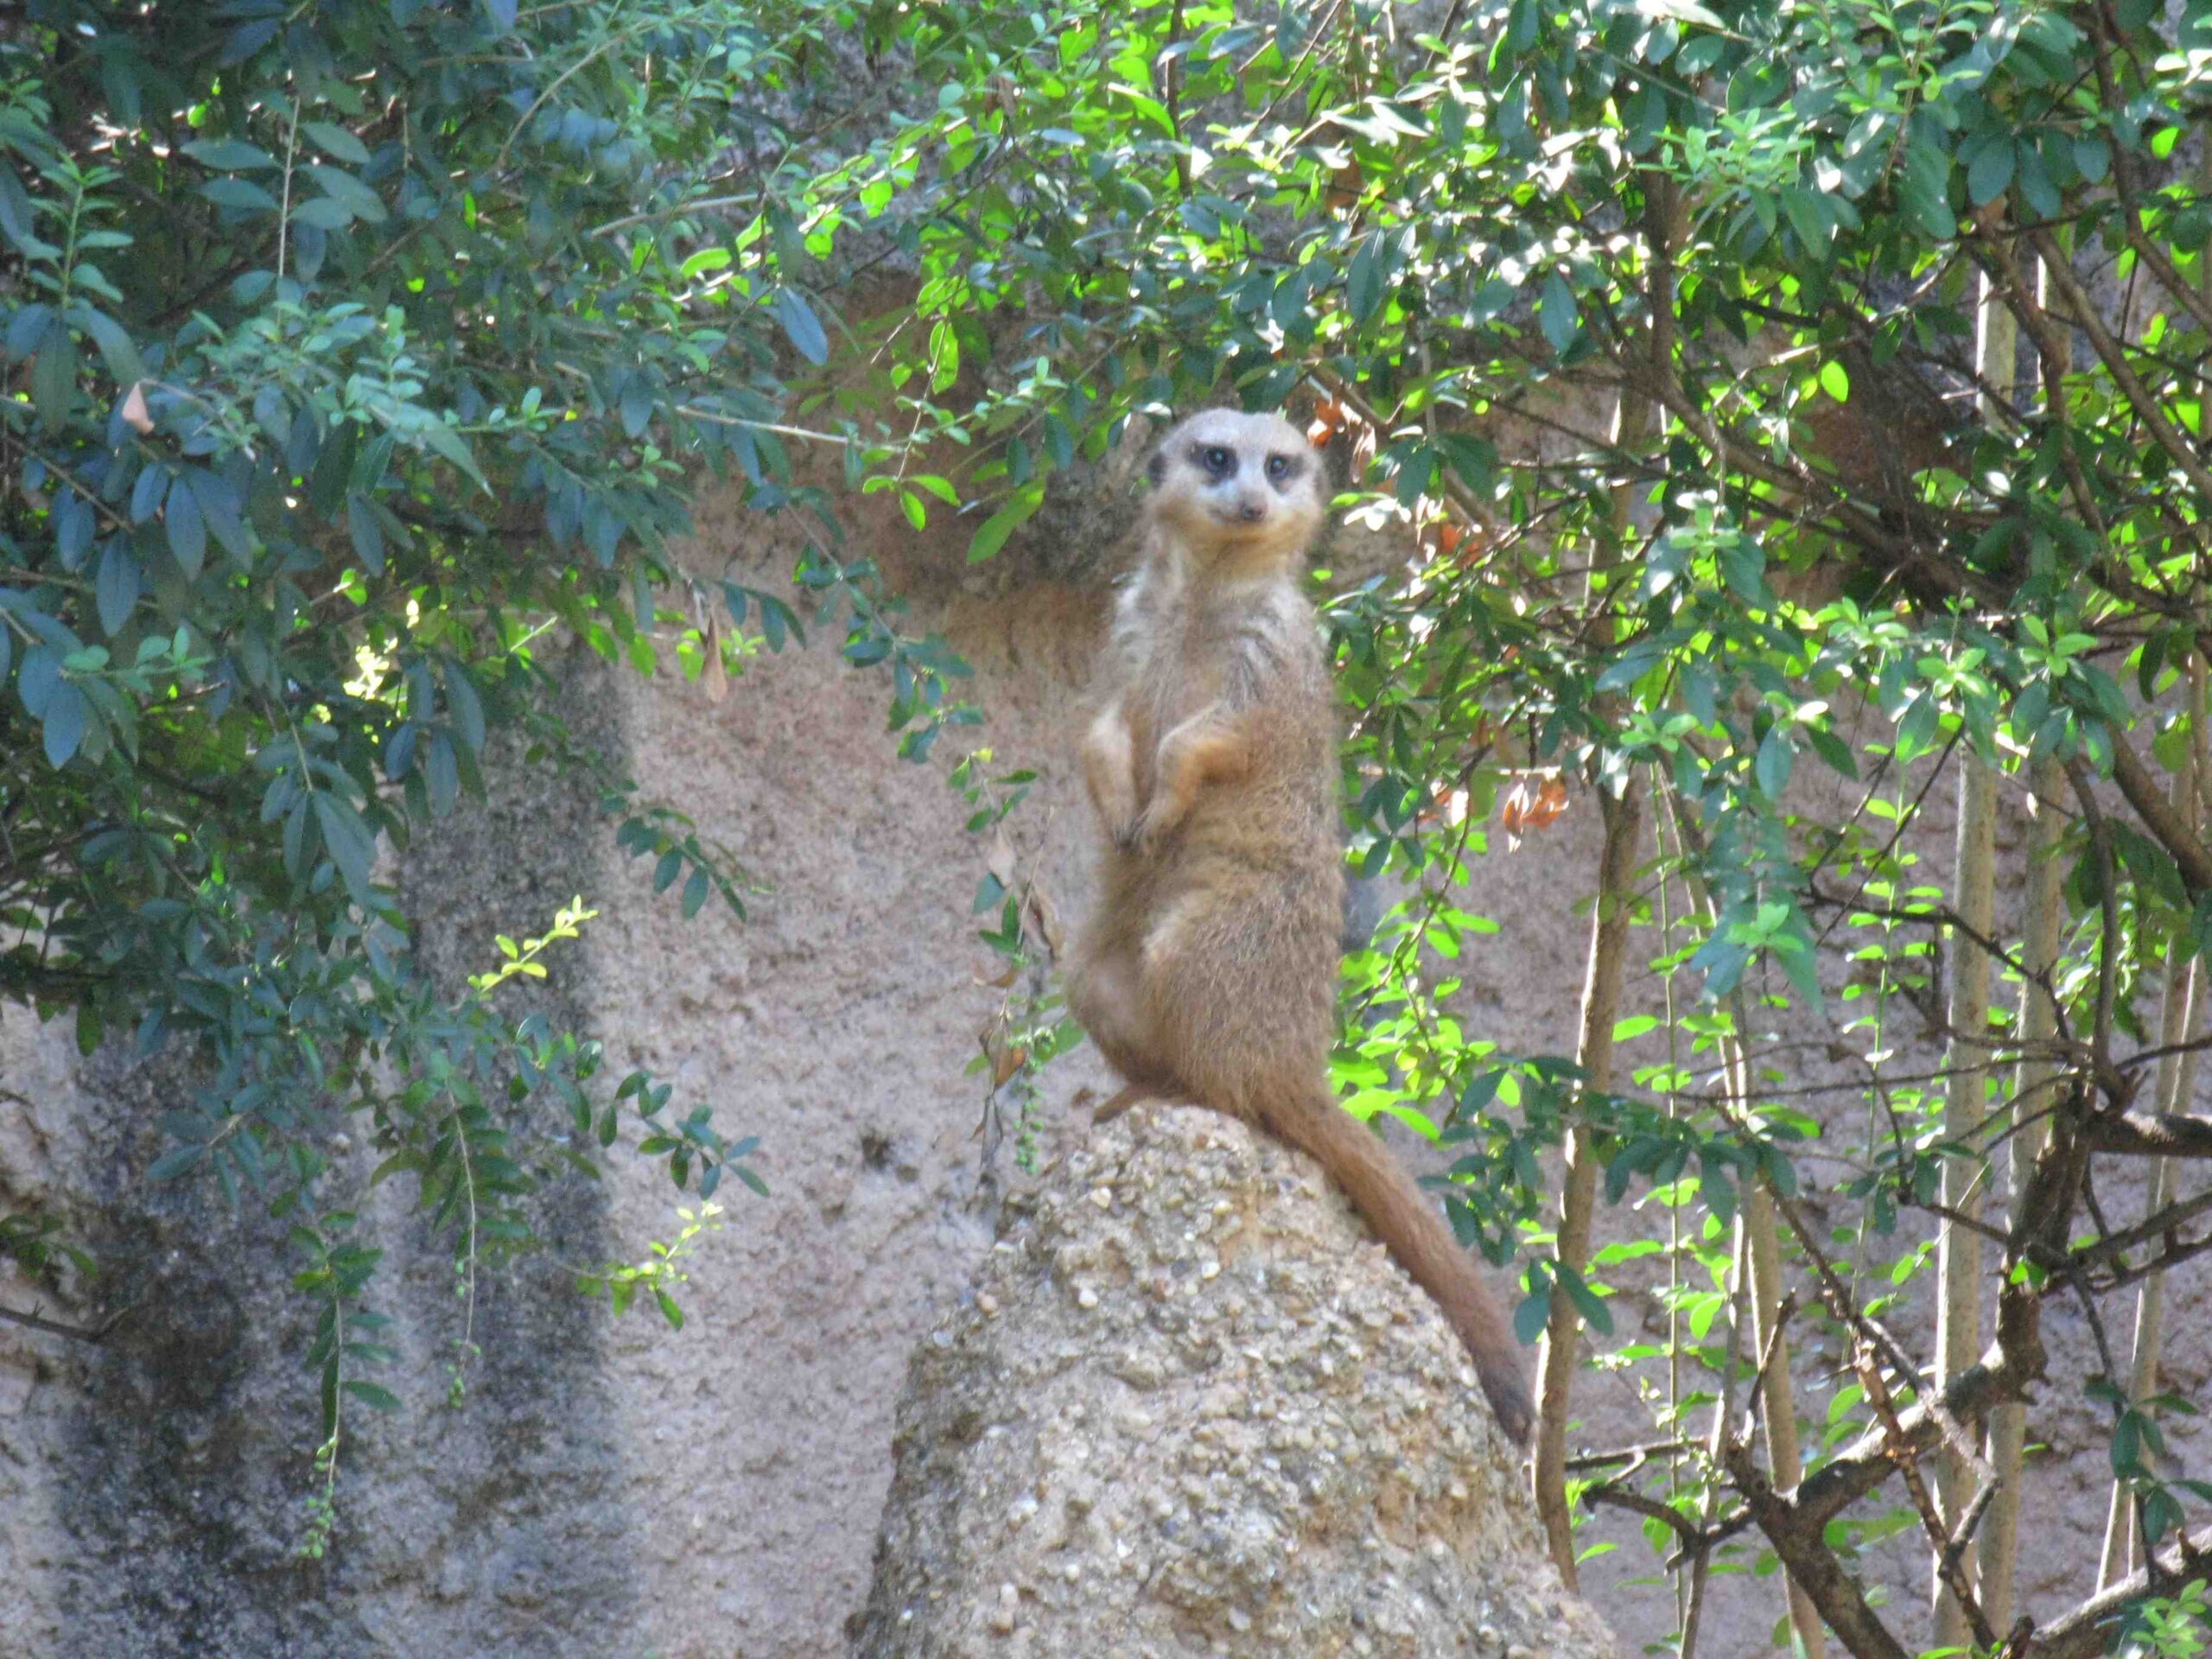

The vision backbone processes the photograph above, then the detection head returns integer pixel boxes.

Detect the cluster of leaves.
[753,0,2212,1649]
[0,0,1026,1516]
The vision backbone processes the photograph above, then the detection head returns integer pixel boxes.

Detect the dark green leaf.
[165,480,206,577]
[41,681,87,767]
[95,542,138,637]
[772,289,830,365]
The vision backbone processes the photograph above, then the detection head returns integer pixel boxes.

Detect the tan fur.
[1065,409,1535,1445]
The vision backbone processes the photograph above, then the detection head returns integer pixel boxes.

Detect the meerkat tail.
[1270,1086,1535,1446]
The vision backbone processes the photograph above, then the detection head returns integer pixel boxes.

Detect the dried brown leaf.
[1022,882,1064,961]
[701,612,729,704]
[987,825,1019,889]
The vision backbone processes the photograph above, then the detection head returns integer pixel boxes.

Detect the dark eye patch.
[1265,452,1304,487]
[1193,443,1237,480]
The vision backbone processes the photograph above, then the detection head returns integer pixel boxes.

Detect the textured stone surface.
[0,681,643,1658]
[853,1103,1614,1659]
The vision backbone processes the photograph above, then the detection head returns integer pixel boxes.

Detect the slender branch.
[2063,758,2124,1087]
[2071,1185,2212,1266]
[2030,224,2212,516]
[2079,1,2212,342]
[2106,733,2212,895]
[0,1300,122,1342]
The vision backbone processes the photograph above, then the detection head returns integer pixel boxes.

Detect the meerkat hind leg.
[1067,938,1179,1100]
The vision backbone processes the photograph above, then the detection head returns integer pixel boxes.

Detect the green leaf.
[773,288,830,365]
[200,176,280,213]
[186,470,250,561]
[1558,1263,1614,1336]
[29,321,75,427]
[0,168,53,256]
[95,542,138,636]
[41,681,87,767]
[1900,137,1955,239]
[147,1145,207,1181]
[967,485,1044,563]
[184,138,278,171]
[307,163,388,225]
[346,494,385,575]
[1347,235,1384,322]
[1539,272,1578,354]
[340,1379,402,1411]
[165,480,206,577]
[1754,726,1795,800]
[411,416,488,491]
[302,121,372,165]
[1967,140,2014,207]
[70,305,147,385]
[292,196,354,232]
[314,793,375,905]
[1514,1285,1551,1346]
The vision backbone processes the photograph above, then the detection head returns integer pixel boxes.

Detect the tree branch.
[2106,733,2212,895]
[2024,1522,2212,1657]
[0,1300,118,1343]
[2084,1110,2212,1159]
[1726,1443,1914,1659]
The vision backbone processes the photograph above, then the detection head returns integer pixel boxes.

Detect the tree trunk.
[1531,178,1673,1579]
[1665,785,1821,1658]
[2098,656,2202,1586]
[1979,759,2065,1634]
[1533,773,1643,1584]
[1980,249,2061,1635]
[1931,748,1996,1651]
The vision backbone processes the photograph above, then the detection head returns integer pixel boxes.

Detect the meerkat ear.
[1146,448,1166,486]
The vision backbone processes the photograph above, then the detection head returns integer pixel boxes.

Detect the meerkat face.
[1145,409,1324,564]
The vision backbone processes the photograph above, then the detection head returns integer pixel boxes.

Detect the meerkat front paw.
[1123,800,1180,854]
[1100,791,1141,850]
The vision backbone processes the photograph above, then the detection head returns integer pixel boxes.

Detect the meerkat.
[1064,407,1535,1446]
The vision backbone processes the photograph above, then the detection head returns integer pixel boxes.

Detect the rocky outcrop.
[852,1103,1616,1659]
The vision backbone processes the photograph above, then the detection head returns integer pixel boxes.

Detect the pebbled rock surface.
[852,1103,1614,1659]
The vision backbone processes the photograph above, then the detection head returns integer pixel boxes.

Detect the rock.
[850,1103,1618,1659]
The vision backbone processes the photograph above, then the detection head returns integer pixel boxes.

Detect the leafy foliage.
[785,0,2212,1649]
[0,0,999,1516]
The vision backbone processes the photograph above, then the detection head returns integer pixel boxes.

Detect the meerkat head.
[1144,408,1325,569]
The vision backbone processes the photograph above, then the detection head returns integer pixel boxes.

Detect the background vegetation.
[8,0,2212,1653]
